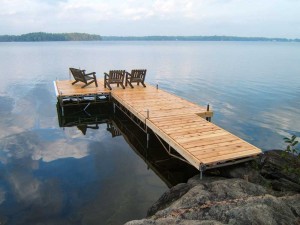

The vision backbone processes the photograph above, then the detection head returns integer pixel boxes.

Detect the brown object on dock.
[104,70,125,90]
[69,68,98,88]
[125,69,147,88]
[54,80,262,171]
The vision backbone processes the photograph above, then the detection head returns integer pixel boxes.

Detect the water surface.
[0,41,299,224]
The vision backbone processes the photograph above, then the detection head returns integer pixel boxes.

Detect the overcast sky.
[1,0,300,38]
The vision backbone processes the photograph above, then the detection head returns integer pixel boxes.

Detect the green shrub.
[283,135,299,157]
[281,135,300,175]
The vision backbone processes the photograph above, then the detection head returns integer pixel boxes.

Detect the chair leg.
[72,80,79,85]
[120,82,125,89]
[128,81,134,88]
[82,81,94,88]
[141,82,146,87]
[82,80,98,88]
[104,80,112,90]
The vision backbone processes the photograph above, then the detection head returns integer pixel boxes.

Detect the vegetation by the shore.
[282,134,300,175]
[0,32,299,42]
[0,32,102,42]
[102,35,300,42]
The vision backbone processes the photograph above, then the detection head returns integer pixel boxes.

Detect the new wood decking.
[54,79,262,171]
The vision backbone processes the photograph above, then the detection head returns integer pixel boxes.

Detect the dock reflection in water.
[57,102,198,188]
[0,101,199,225]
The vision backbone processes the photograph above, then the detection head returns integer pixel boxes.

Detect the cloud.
[0,0,300,37]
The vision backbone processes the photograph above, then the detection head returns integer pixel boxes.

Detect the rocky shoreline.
[125,150,300,225]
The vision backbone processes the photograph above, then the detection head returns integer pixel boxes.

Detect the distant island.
[0,32,299,42]
[0,32,102,42]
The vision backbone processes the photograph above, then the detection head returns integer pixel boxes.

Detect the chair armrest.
[104,72,109,78]
[125,71,132,77]
[85,72,96,76]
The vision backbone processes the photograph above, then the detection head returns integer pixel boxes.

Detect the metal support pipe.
[84,102,91,111]
[114,103,147,133]
[199,163,206,180]
[147,133,150,149]
[145,109,150,130]
[206,104,211,122]
[153,132,191,165]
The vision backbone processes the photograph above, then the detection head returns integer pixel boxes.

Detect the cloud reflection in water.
[0,124,167,225]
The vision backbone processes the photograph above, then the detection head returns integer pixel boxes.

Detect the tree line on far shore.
[0,32,102,42]
[0,32,299,42]
[102,36,300,42]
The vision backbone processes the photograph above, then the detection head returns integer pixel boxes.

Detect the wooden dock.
[54,79,262,172]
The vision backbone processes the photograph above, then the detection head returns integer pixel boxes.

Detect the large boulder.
[125,150,300,225]
[216,150,300,192]
[260,150,300,191]
[126,178,300,225]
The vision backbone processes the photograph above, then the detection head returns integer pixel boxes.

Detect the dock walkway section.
[54,79,262,171]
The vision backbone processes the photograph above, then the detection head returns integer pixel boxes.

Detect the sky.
[1,0,300,38]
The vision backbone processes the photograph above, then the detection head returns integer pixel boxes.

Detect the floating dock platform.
[54,79,262,173]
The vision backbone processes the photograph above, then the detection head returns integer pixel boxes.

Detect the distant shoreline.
[101,36,300,42]
[0,32,299,42]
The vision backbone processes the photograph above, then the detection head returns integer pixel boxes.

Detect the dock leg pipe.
[199,163,206,180]
[83,102,91,116]
[206,104,211,122]
[147,133,150,149]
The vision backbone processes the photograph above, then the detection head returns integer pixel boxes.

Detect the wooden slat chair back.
[125,69,146,88]
[104,70,125,90]
[69,68,98,88]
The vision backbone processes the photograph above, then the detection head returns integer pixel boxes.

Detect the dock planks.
[54,79,262,170]
[54,79,109,96]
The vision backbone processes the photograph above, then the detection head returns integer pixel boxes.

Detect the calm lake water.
[0,41,299,225]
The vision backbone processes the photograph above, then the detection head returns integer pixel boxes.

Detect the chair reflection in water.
[56,102,110,135]
[106,121,122,137]
[77,124,99,135]
[56,102,121,137]
[76,121,121,137]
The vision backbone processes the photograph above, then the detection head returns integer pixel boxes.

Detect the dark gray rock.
[126,218,225,225]
[125,150,300,225]
[126,178,300,225]
[260,150,300,191]
[148,183,193,216]
[207,150,300,192]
